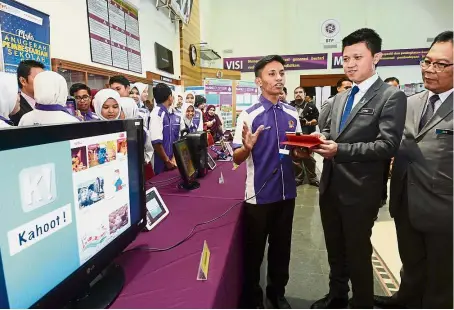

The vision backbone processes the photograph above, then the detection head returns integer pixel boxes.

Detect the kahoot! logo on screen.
[19,164,57,212]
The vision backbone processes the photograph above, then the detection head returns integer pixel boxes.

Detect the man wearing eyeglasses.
[69,83,99,121]
[374,31,453,309]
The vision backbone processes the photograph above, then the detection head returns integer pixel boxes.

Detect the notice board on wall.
[87,0,142,73]
[0,0,50,73]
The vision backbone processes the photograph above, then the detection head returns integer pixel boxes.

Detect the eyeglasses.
[420,59,454,72]
[75,95,90,101]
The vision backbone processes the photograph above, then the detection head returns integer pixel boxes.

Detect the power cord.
[124,167,279,254]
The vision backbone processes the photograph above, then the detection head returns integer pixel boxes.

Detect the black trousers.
[393,182,453,308]
[242,199,295,306]
[319,187,379,308]
[382,159,392,201]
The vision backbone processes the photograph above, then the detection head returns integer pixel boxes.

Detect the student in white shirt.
[0,72,21,128]
[19,71,80,126]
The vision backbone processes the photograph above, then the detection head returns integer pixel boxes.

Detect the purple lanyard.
[35,103,72,114]
[0,115,13,126]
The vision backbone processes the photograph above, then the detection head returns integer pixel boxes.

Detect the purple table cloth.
[112,163,246,308]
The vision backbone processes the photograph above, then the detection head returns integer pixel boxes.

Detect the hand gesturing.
[242,121,264,151]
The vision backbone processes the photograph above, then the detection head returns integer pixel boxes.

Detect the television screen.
[155,42,174,74]
[0,120,146,308]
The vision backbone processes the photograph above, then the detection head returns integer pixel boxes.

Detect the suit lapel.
[417,93,453,138]
[337,78,383,137]
[412,91,429,135]
[334,91,349,136]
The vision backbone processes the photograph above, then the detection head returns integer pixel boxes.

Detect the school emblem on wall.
[288,120,295,128]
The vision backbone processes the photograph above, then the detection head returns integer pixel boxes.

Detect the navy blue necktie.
[339,85,359,131]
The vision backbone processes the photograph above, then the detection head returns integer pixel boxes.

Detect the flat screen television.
[0,120,146,309]
[155,42,174,74]
[173,138,199,190]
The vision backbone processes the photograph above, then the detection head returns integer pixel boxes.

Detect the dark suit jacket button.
[409,161,412,164]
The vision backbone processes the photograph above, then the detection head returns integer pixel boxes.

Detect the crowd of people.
[0,61,226,177]
[232,28,453,309]
[0,25,451,310]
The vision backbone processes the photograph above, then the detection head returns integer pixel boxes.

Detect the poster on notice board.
[86,0,142,73]
[204,78,234,130]
[0,0,50,73]
[235,80,259,111]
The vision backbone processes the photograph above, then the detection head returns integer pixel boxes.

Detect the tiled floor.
[258,155,401,308]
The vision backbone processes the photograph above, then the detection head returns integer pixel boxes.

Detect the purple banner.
[332,48,429,69]
[205,85,232,92]
[223,53,328,72]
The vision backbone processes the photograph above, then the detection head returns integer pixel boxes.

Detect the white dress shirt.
[423,88,454,115]
[350,73,379,109]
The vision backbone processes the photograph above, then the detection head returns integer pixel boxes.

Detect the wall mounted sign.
[86,0,142,73]
[332,48,429,68]
[0,0,50,73]
[223,53,328,72]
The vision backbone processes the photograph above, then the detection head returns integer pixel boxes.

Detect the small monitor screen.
[174,139,196,179]
[0,130,142,309]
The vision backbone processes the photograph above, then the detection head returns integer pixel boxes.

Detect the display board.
[0,0,50,73]
[235,80,258,111]
[87,0,142,73]
[204,79,234,130]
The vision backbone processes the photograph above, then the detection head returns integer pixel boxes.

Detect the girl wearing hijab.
[204,104,223,142]
[184,90,195,105]
[181,102,203,133]
[118,97,138,119]
[93,89,121,120]
[0,72,20,128]
[119,94,154,175]
[19,71,80,126]
[130,83,152,129]
[130,82,149,109]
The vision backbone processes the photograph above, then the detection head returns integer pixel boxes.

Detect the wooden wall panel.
[179,0,202,87]
[201,67,241,81]
[299,74,347,87]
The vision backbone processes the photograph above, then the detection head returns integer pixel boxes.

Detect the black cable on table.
[124,167,279,254]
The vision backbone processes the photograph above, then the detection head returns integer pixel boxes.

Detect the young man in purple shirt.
[233,55,308,309]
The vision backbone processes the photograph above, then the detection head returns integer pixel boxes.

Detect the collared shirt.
[80,110,99,121]
[348,73,379,110]
[150,104,184,175]
[423,88,454,115]
[21,91,35,109]
[191,110,204,132]
[233,95,301,205]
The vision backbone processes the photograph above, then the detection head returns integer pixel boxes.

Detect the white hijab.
[0,72,18,119]
[181,102,195,127]
[93,89,121,120]
[132,82,148,107]
[118,97,138,119]
[34,71,68,106]
[184,90,196,105]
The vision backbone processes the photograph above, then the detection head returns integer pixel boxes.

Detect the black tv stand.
[65,263,125,309]
[179,180,200,190]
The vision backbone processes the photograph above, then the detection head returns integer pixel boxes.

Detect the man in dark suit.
[374,31,453,309]
[310,28,407,309]
[318,77,352,130]
[9,60,45,126]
